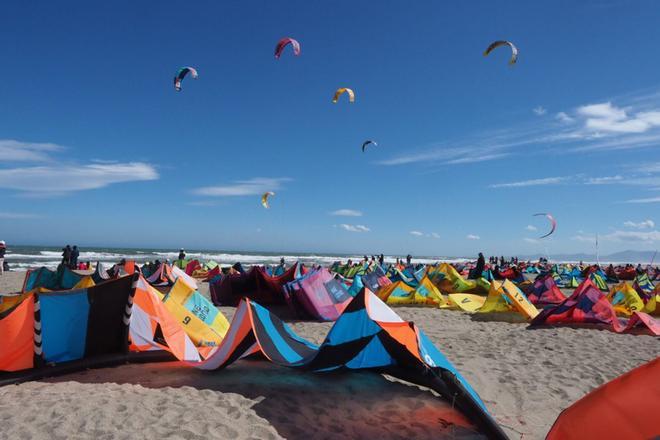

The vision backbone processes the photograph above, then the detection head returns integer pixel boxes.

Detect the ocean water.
[3,245,469,270]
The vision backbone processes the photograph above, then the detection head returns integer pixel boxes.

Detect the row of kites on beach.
[0,258,657,439]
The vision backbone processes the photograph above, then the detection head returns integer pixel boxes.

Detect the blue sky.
[1,0,660,256]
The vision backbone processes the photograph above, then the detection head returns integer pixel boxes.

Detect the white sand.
[1,270,658,439]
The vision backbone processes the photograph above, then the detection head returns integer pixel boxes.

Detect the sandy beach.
[0,270,658,439]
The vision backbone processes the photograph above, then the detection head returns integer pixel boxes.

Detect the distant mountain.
[519,250,658,264]
[604,250,657,263]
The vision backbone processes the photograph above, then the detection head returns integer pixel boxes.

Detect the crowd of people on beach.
[60,245,92,271]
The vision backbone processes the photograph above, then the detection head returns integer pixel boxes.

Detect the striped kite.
[274,37,301,59]
[362,140,377,152]
[332,88,355,103]
[261,192,275,209]
[534,213,557,239]
[483,41,518,65]
[174,67,198,91]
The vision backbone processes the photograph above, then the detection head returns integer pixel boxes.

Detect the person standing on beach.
[0,241,6,275]
[71,246,80,269]
[178,248,186,260]
[62,245,72,268]
[470,252,485,280]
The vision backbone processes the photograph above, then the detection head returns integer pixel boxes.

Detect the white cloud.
[489,176,571,189]
[446,153,510,164]
[533,106,547,116]
[623,219,655,229]
[556,112,574,123]
[0,212,38,219]
[430,232,440,239]
[193,177,290,197]
[625,196,660,204]
[375,131,545,167]
[466,234,480,240]
[330,209,363,217]
[0,139,64,162]
[604,230,660,242]
[0,163,158,195]
[524,237,539,244]
[575,228,660,243]
[572,233,596,242]
[376,90,660,170]
[409,231,424,236]
[525,225,537,231]
[585,175,624,185]
[571,133,660,153]
[635,162,660,174]
[377,146,477,166]
[573,101,660,135]
[340,224,370,233]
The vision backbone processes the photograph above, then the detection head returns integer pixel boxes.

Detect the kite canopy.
[547,358,660,440]
[332,87,355,103]
[533,213,556,239]
[283,267,353,321]
[261,191,275,209]
[361,140,377,152]
[173,67,198,91]
[274,37,301,59]
[483,40,518,65]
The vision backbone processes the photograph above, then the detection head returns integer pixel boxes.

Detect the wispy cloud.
[378,89,660,168]
[339,224,370,233]
[466,234,480,240]
[524,237,539,244]
[0,163,158,196]
[577,102,660,134]
[0,139,64,163]
[604,230,660,242]
[490,173,660,191]
[572,233,597,242]
[193,177,290,197]
[574,228,660,243]
[446,153,510,164]
[624,219,655,229]
[525,225,537,231]
[489,176,571,189]
[533,106,547,116]
[625,196,660,204]
[585,175,624,185]
[556,112,574,123]
[376,127,555,167]
[635,162,660,174]
[409,230,440,238]
[330,209,363,217]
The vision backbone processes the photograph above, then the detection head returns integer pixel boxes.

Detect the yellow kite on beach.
[446,294,487,312]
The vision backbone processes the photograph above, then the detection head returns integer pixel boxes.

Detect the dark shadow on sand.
[43,359,487,440]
